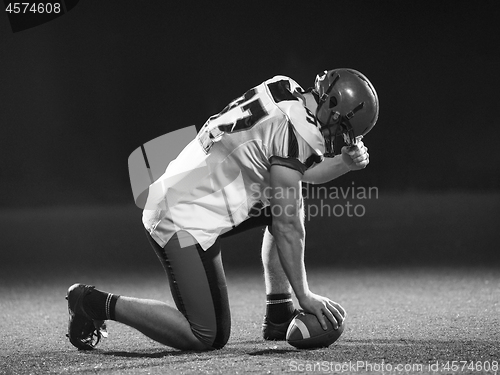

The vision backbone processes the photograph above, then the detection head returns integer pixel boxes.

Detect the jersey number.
[198,89,268,152]
[216,88,268,133]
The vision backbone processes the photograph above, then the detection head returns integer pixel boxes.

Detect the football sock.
[266,293,295,324]
[83,288,120,321]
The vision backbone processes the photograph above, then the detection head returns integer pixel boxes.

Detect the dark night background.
[0,1,499,268]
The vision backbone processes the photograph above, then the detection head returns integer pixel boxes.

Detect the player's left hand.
[298,291,346,331]
[341,139,369,171]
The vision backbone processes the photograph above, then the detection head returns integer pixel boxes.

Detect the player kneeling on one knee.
[66,68,378,351]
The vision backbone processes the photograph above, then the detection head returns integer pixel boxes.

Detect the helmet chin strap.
[319,111,340,157]
[321,126,336,157]
[320,112,357,156]
[340,117,356,147]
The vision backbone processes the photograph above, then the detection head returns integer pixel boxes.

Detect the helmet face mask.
[314,69,379,156]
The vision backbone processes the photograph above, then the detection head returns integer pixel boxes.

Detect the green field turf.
[1,267,499,374]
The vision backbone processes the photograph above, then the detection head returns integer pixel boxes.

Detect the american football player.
[66,68,379,350]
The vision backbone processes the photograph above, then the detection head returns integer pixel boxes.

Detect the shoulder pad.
[280,101,325,156]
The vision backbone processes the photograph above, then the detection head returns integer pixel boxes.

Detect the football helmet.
[314,69,379,155]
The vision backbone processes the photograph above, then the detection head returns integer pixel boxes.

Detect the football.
[286,312,345,349]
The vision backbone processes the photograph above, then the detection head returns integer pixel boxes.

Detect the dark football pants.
[145,206,272,350]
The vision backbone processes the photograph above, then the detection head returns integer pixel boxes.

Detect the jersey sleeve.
[268,102,324,174]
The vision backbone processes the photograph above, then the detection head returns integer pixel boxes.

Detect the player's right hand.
[298,291,346,330]
[341,138,369,171]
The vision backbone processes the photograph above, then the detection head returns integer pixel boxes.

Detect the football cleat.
[66,283,107,350]
[262,309,300,341]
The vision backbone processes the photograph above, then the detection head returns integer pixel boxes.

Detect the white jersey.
[143,76,325,250]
